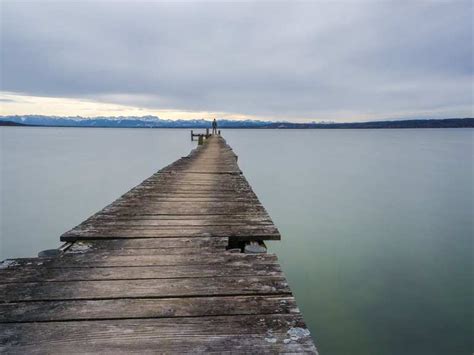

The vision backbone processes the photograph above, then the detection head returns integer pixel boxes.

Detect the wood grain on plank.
[67,237,229,249]
[2,253,278,268]
[0,295,298,322]
[1,263,282,283]
[1,276,291,302]
[0,314,317,354]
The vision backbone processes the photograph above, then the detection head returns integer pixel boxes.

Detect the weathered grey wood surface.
[0,135,317,354]
[60,136,278,241]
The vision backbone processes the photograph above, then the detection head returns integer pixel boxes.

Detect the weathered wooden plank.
[134,179,249,185]
[166,170,242,174]
[106,201,265,207]
[124,184,253,190]
[66,225,277,233]
[85,211,270,219]
[124,191,253,196]
[0,295,297,322]
[0,315,317,354]
[85,216,274,225]
[75,215,273,226]
[161,168,242,174]
[1,263,282,283]
[131,185,251,190]
[123,191,243,196]
[62,229,276,238]
[71,225,275,230]
[97,205,267,215]
[131,185,252,191]
[1,276,290,302]
[84,213,271,220]
[100,204,267,214]
[64,246,227,255]
[68,237,229,249]
[112,183,257,193]
[139,175,247,181]
[1,253,278,268]
[59,233,277,242]
[61,226,280,241]
[60,237,228,251]
[138,178,247,184]
[109,198,262,203]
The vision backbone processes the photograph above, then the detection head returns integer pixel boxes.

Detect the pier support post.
[191,130,194,141]
[198,135,204,145]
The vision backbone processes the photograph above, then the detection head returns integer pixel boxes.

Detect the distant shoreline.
[0,117,472,129]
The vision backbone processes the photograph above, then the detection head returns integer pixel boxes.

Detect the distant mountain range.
[0,115,472,129]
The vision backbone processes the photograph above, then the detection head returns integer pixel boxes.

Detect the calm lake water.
[1,127,472,354]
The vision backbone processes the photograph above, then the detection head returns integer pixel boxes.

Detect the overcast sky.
[1,0,472,122]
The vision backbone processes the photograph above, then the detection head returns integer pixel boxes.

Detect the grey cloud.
[1,0,472,121]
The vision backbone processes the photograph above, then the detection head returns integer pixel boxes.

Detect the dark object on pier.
[190,129,211,142]
[212,118,218,134]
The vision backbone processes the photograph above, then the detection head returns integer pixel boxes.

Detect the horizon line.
[1,114,473,125]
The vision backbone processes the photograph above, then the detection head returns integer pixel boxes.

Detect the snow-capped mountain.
[0,115,276,128]
[0,115,472,129]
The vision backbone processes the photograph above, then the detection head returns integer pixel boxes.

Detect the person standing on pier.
[212,118,218,135]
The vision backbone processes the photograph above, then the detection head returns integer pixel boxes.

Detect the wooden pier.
[0,135,317,353]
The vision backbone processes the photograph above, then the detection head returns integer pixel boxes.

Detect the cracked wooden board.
[0,314,317,354]
[1,276,291,302]
[0,295,299,322]
[1,253,279,269]
[1,263,282,283]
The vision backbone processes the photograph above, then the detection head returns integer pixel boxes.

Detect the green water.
[1,127,472,354]
[224,129,473,355]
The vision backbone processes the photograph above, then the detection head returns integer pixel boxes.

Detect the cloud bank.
[1,0,472,121]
